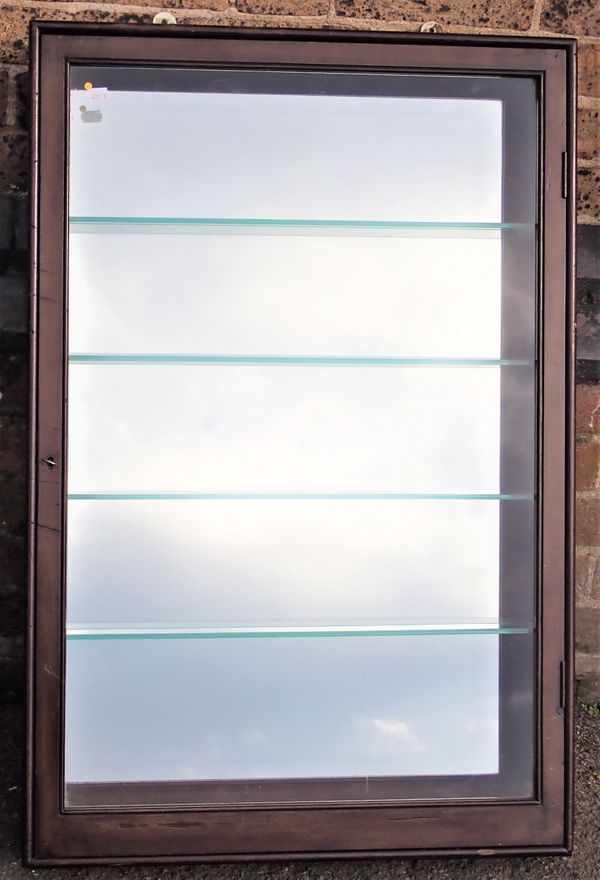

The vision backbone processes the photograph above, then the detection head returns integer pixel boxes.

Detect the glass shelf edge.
[67,492,534,501]
[69,218,534,240]
[68,354,533,367]
[69,217,531,230]
[66,625,533,641]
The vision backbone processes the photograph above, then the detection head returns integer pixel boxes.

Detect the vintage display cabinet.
[27,23,575,863]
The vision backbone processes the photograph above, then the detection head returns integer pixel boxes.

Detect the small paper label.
[87,87,108,101]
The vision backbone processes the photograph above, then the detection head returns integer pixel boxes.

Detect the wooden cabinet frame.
[27,22,575,864]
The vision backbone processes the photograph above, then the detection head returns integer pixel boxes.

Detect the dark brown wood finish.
[27,24,576,864]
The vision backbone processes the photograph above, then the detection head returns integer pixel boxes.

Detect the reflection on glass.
[67,365,503,494]
[69,84,502,222]
[68,234,502,358]
[65,635,500,784]
[65,66,537,806]
[66,500,502,631]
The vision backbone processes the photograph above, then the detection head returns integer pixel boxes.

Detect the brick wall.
[0,0,599,698]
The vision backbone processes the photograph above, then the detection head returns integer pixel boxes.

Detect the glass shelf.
[67,492,532,501]
[69,216,533,239]
[66,624,533,641]
[69,354,532,367]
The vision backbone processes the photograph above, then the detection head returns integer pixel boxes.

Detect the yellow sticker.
[83,82,93,91]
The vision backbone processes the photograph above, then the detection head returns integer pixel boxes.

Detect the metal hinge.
[559,659,567,712]
[561,152,568,199]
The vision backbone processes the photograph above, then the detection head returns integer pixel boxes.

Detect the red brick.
[575,651,600,701]
[0,4,232,65]
[0,417,27,476]
[237,0,328,12]
[578,167,600,222]
[178,0,230,6]
[578,107,600,163]
[577,498,600,547]
[576,551,600,603]
[15,70,28,131]
[577,438,600,490]
[541,0,600,37]
[579,43,600,98]
[592,556,600,604]
[0,68,8,128]
[0,130,27,195]
[0,273,28,333]
[0,475,27,533]
[334,0,534,29]
[0,543,26,621]
[0,354,28,419]
[577,385,600,436]
[29,0,229,8]
[576,550,597,595]
[576,606,600,655]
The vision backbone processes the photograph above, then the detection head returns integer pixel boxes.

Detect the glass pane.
[65,66,537,807]
[69,233,503,359]
[66,499,504,631]
[67,364,504,495]
[69,76,502,222]
[66,635,501,790]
